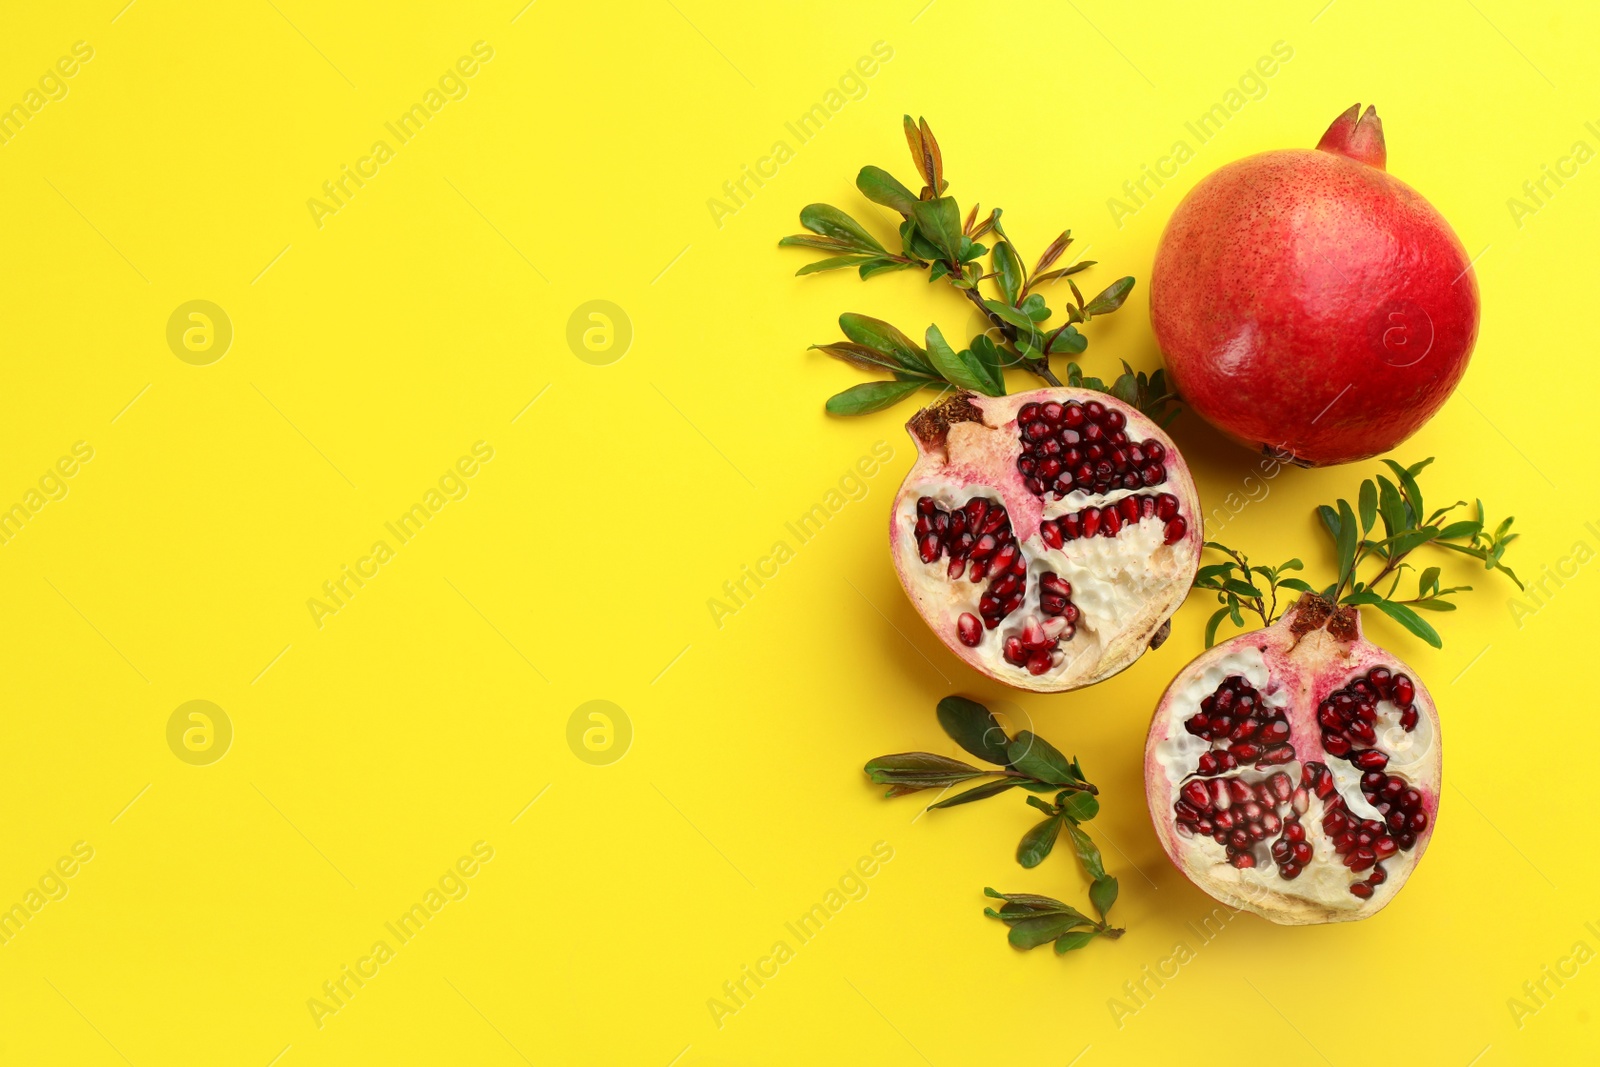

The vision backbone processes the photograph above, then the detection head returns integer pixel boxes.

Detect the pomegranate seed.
[1400,706,1419,730]
[1354,750,1389,771]
[1041,402,1063,423]
[1163,517,1188,545]
[1018,403,1041,423]
[1081,508,1101,537]
[1280,863,1302,880]
[1323,733,1352,757]
[1374,837,1398,857]
[1181,780,1211,809]
[1349,883,1373,899]
[1227,779,1252,804]
[1229,741,1262,761]
[1025,650,1052,675]
[917,497,937,515]
[1367,666,1391,693]
[948,557,966,580]
[1196,752,1219,775]
[1002,637,1026,666]
[1229,852,1255,869]
[1040,522,1063,549]
[1119,496,1141,522]
[956,613,981,647]
[1212,779,1232,810]
[1393,675,1415,704]
[963,498,988,530]
[1101,508,1123,536]
[1144,441,1164,462]
[1284,820,1305,842]
[918,535,940,563]
[1368,864,1388,885]
[1291,841,1312,865]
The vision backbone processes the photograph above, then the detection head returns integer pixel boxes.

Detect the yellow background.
[0,1,1594,1063]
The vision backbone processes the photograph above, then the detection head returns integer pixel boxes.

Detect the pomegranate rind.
[1149,125,1479,467]
[890,388,1202,692]
[1143,596,1442,924]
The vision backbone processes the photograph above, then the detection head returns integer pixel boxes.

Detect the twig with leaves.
[1198,457,1523,648]
[864,696,1123,955]
[782,116,1176,423]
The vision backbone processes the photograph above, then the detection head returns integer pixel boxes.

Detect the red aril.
[1144,593,1441,924]
[891,389,1201,691]
[1149,104,1479,466]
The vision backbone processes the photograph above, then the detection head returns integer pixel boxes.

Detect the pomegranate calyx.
[1315,103,1386,170]
[1286,592,1359,646]
[908,392,986,453]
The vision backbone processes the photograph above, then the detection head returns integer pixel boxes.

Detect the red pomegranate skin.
[1150,105,1479,466]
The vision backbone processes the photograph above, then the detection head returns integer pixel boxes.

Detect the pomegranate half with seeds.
[890,389,1201,691]
[1144,594,1441,924]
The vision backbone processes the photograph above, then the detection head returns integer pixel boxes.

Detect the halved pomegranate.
[1144,594,1441,924]
[891,389,1202,691]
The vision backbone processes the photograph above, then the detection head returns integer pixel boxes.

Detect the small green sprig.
[1199,457,1523,649]
[782,116,1172,422]
[864,696,1123,955]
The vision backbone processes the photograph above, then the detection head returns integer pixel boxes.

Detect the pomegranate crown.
[1316,103,1386,170]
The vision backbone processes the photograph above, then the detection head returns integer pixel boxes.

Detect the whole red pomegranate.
[1150,105,1479,466]
[890,389,1202,691]
[1144,594,1441,924]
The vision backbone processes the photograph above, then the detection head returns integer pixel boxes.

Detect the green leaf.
[1019,293,1050,322]
[778,234,863,254]
[1279,578,1314,593]
[1066,824,1105,881]
[809,342,930,378]
[1017,815,1063,868]
[795,254,875,276]
[1090,875,1119,920]
[926,778,1019,808]
[1007,732,1080,786]
[864,751,988,790]
[935,695,1011,765]
[1408,599,1457,611]
[856,166,919,214]
[1382,459,1426,523]
[983,887,1075,914]
[1059,790,1099,822]
[797,204,886,252]
[1371,599,1442,648]
[1008,913,1091,950]
[1045,325,1087,355]
[1223,579,1265,598]
[1437,520,1481,540]
[1390,527,1440,556]
[1419,567,1441,597]
[969,335,1007,393]
[982,300,1037,334]
[1335,499,1359,588]
[1318,504,1341,542]
[1053,929,1099,954]
[1204,606,1230,648]
[858,258,910,280]
[992,241,1022,306]
[824,380,928,416]
[909,197,963,262]
[1376,477,1407,538]
[924,325,1002,396]
[1358,480,1378,535]
[838,314,932,375]
[1082,276,1135,316]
